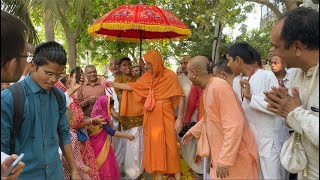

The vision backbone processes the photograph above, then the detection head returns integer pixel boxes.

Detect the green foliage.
[1,0,40,44]
[166,0,254,62]
[233,21,273,59]
[20,0,258,71]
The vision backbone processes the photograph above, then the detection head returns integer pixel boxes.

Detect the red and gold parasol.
[88,3,191,42]
[88,2,191,60]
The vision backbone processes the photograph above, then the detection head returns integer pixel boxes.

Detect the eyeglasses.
[38,66,65,80]
[19,52,34,63]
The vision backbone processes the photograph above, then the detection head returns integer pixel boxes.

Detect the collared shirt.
[1,74,70,180]
[77,81,105,117]
[286,64,319,179]
[233,70,289,159]
[279,68,298,88]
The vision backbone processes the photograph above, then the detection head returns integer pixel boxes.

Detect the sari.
[90,95,120,180]
[54,81,100,180]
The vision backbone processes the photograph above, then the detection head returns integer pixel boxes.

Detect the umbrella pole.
[139,30,142,76]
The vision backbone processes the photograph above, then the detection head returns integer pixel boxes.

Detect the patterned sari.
[54,81,100,180]
[90,95,120,180]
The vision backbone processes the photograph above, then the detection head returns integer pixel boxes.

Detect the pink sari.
[90,95,120,180]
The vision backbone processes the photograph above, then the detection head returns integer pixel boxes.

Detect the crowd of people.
[1,6,319,180]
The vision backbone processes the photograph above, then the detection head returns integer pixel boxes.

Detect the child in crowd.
[89,95,134,180]
[62,108,91,180]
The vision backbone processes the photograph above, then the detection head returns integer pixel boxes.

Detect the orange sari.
[128,50,184,173]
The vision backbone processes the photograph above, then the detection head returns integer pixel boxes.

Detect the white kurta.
[233,69,289,179]
[123,126,144,179]
[108,75,144,179]
[177,74,205,174]
[286,65,319,179]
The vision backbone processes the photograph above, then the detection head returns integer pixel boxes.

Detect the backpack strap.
[7,82,25,155]
[52,86,65,154]
[52,87,63,110]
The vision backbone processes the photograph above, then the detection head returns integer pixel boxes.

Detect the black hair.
[214,58,233,75]
[252,48,262,67]
[70,66,83,77]
[280,7,319,50]
[119,57,131,66]
[1,10,28,68]
[33,41,67,66]
[226,42,255,65]
[60,76,68,87]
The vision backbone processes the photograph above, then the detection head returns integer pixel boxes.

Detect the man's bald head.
[188,56,210,74]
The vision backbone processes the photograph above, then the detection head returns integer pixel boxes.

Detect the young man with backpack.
[1,41,80,179]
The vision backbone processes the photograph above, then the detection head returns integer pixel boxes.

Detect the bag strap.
[52,86,63,110]
[303,63,319,108]
[7,82,25,155]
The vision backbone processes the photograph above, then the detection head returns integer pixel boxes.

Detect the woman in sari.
[107,50,185,180]
[55,69,101,180]
[90,95,134,180]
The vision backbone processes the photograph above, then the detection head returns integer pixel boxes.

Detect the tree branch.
[248,0,283,19]
[284,0,303,11]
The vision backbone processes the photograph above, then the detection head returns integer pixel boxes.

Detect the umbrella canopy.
[87,3,191,42]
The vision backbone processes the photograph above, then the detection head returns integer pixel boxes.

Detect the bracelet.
[90,118,93,124]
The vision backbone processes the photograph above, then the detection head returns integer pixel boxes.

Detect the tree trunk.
[212,21,223,65]
[67,36,77,70]
[44,12,55,41]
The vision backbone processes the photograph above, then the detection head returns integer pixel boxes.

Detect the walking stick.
[203,157,207,180]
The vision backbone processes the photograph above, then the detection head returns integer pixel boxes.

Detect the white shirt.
[177,74,192,116]
[286,65,319,179]
[1,152,9,165]
[106,76,119,113]
[233,69,289,157]
[64,92,73,108]
[282,68,299,88]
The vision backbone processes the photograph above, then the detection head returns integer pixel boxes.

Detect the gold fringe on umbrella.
[87,22,192,38]
[89,33,190,43]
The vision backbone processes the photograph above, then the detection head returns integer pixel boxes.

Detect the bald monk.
[106,50,184,180]
[181,56,258,179]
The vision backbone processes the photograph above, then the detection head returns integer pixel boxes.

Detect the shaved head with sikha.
[187,56,209,74]
[187,56,211,88]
